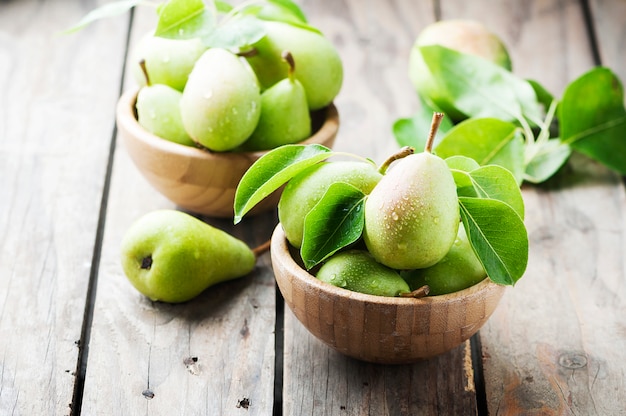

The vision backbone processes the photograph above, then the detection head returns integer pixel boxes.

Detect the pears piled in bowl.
[235,114,528,362]
[115,1,342,217]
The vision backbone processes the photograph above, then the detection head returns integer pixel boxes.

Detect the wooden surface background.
[0,0,624,415]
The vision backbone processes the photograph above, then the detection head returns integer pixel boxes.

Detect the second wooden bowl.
[116,88,339,218]
[270,224,506,364]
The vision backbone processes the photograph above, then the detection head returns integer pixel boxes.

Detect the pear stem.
[378,146,415,174]
[399,285,430,298]
[237,47,258,58]
[424,112,444,154]
[252,240,271,258]
[282,50,296,82]
[139,59,151,86]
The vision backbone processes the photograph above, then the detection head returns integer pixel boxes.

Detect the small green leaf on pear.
[155,0,216,40]
[203,15,266,49]
[436,117,525,184]
[459,197,528,286]
[234,144,334,223]
[469,165,525,219]
[300,182,366,269]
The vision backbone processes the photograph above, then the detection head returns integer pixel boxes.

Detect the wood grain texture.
[448,1,626,414]
[589,0,626,82]
[79,6,278,415]
[272,226,505,364]
[0,0,128,414]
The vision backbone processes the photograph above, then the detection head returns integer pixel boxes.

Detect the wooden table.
[1,0,625,414]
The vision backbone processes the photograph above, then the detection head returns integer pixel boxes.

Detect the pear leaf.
[155,0,216,40]
[524,138,571,183]
[300,182,366,269]
[234,144,334,223]
[447,155,480,194]
[202,15,266,49]
[459,197,528,286]
[559,67,626,175]
[62,0,142,33]
[435,118,525,184]
[393,96,453,151]
[419,45,543,125]
[266,0,308,23]
[468,165,525,219]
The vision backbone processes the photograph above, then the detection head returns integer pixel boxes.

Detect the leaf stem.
[425,112,444,153]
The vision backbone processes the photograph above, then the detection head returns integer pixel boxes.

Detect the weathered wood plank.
[588,0,626,82]
[449,1,626,414]
[0,0,129,414]
[79,7,277,415]
[279,1,482,415]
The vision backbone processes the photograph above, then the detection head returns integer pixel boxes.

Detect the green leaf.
[559,67,626,175]
[527,79,555,112]
[62,0,141,33]
[202,15,266,49]
[300,182,366,269]
[419,45,543,125]
[265,0,308,22]
[469,165,525,219]
[447,156,480,194]
[393,96,453,151]
[155,0,216,40]
[233,144,334,223]
[214,1,233,13]
[524,139,571,183]
[459,197,528,286]
[435,118,525,184]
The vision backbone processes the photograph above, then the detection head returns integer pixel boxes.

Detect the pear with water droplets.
[401,226,486,295]
[135,61,195,146]
[363,114,459,269]
[180,48,262,151]
[239,51,311,151]
[130,31,206,92]
[317,250,410,297]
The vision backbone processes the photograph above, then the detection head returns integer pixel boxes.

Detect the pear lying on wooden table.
[120,210,256,303]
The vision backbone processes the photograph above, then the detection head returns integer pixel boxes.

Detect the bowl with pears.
[115,1,342,217]
[235,114,529,364]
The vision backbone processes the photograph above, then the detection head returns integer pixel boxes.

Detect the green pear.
[245,20,343,110]
[408,19,511,121]
[401,226,486,296]
[120,210,256,303]
[278,161,383,248]
[130,31,206,92]
[317,250,410,297]
[239,51,311,151]
[180,48,262,151]
[363,116,460,269]
[135,65,195,147]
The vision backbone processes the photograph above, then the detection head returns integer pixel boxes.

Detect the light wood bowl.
[115,88,339,218]
[270,224,506,364]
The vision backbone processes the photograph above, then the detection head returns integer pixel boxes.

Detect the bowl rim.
[115,87,340,160]
[270,223,503,306]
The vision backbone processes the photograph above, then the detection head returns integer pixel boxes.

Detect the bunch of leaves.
[395,45,626,183]
[64,0,317,50]
[234,144,528,286]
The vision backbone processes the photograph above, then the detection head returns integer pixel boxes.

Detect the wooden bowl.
[270,224,506,364]
[115,88,339,218]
